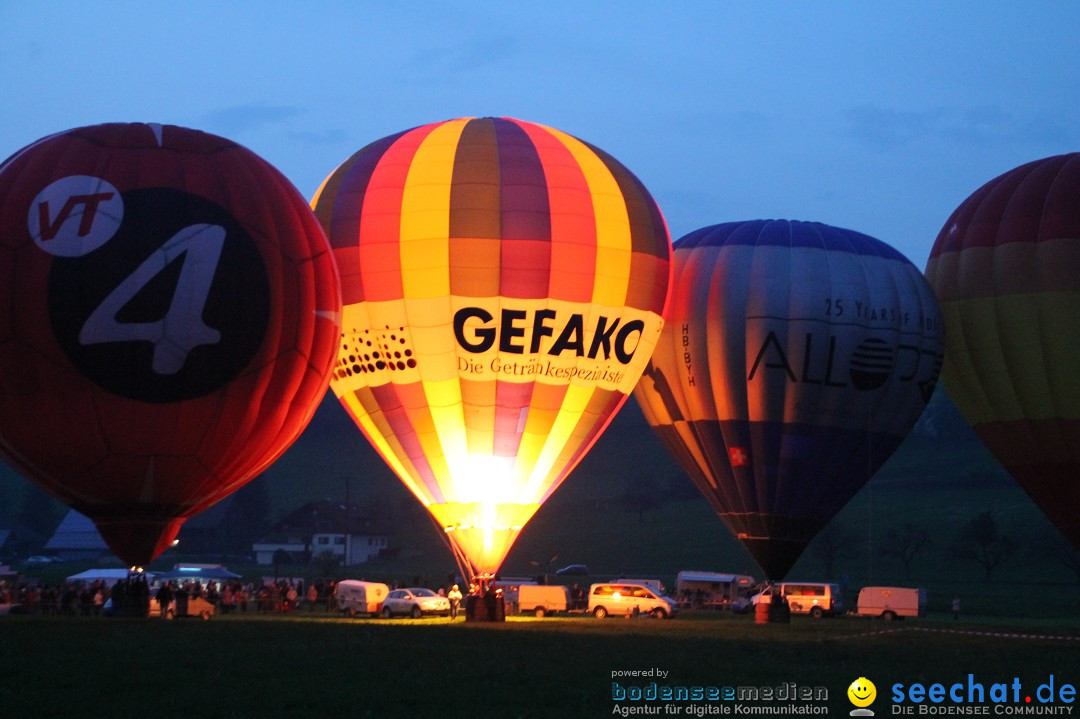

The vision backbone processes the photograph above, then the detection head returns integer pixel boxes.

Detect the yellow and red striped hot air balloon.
[926,153,1080,549]
[311,117,672,579]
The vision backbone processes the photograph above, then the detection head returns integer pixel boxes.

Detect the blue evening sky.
[2,2,1077,267]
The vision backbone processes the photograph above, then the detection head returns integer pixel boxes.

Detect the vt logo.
[30,175,123,257]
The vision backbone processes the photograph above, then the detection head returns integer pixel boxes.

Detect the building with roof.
[253,500,389,566]
[43,510,112,561]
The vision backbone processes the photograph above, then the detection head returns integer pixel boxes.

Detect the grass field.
[2,611,1078,719]
[5,392,1080,718]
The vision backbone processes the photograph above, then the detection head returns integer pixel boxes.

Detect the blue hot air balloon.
[633,220,944,578]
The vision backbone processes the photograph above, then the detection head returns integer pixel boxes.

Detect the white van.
[752,582,843,618]
[516,584,571,617]
[335,580,390,617]
[856,586,926,620]
[614,578,667,595]
[588,582,679,619]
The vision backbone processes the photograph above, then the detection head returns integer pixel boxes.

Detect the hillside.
[3,387,1076,596]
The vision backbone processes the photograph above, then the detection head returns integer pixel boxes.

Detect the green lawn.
[2,611,1077,718]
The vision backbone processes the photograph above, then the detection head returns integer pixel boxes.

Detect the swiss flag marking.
[728,447,749,466]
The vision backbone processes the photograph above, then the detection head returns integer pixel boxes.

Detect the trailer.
[335,580,390,617]
[675,570,757,611]
[515,584,571,617]
[855,586,926,620]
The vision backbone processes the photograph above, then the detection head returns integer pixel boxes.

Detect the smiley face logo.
[848,677,877,708]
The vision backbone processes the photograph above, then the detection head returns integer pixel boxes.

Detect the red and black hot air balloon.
[0,123,341,566]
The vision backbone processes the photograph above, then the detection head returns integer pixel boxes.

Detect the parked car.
[588,582,679,619]
[103,593,216,620]
[159,594,216,620]
[24,555,60,565]
[751,582,844,618]
[555,564,589,576]
[613,578,667,595]
[380,588,450,618]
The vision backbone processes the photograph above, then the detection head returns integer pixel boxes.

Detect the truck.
[335,580,390,617]
[515,584,571,617]
[855,586,926,620]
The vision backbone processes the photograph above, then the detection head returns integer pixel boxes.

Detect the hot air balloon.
[634,220,943,579]
[0,123,341,566]
[925,153,1080,549]
[311,117,672,581]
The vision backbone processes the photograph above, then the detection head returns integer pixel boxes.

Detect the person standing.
[447,584,463,620]
[221,583,234,614]
[155,581,174,619]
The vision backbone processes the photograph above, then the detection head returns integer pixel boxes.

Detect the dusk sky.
[2,2,1078,269]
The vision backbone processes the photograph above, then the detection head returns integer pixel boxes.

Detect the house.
[253,500,389,566]
[43,510,112,561]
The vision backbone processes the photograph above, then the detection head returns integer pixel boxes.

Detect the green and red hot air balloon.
[926,153,1080,549]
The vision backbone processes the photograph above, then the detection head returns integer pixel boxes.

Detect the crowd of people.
[0,578,115,616]
[0,576,328,616]
[0,576,463,617]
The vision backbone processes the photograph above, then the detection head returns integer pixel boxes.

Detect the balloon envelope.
[925,153,1080,549]
[634,220,943,578]
[312,117,672,577]
[0,123,341,565]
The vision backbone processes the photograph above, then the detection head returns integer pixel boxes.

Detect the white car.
[380,588,450,618]
[24,555,60,565]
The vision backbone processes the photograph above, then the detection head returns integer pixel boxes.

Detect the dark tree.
[807,523,856,579]
[878,523,931,579]
[955,510,1013,581]
[620,472,664,524]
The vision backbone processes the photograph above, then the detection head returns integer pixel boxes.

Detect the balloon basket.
[107,573,153,618]
[753,600,790,625]
[464,593,505,623]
